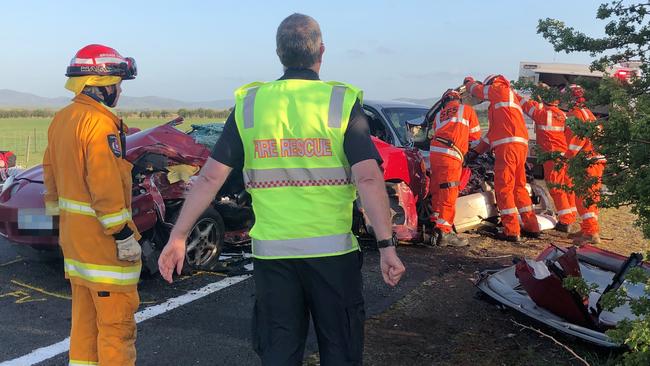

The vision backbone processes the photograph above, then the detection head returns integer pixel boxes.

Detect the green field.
[0,117,224,168]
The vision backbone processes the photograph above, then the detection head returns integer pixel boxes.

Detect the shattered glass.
[188,123,225,149]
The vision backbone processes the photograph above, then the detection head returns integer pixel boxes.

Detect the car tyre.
[172,206,225,271]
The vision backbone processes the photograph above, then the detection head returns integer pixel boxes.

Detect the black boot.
[522,230,541,239]
[554,222,571,233]
[438,231,469,247]
[495,230,522,243]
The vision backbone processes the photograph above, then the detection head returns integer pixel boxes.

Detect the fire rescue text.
[254,138,333,158]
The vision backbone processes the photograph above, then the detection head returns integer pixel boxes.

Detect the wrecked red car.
[0,151,16,178]
[0,118,253,272]
[0,111,435,271]
[476,245,649,347]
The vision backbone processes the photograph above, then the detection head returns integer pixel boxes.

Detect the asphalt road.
[0,238,436,366]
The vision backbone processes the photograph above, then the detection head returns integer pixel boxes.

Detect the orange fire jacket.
[466,78,529,154]
[521,99,568,153]
[43,93,141,292]
[564,106,605,162]
[430,100,481,161]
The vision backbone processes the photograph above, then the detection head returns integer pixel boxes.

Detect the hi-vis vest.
[234,79,362,259]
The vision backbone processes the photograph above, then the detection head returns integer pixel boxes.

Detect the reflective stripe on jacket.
[43,94,141,291]
[234,80,361,259]
[467,79,528,153]
[521,99,568,153]
[430,101,481,161]
[564,106,605,161]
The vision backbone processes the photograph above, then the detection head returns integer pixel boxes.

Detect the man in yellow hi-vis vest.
[159,13,405,366]
[43,44,141,365]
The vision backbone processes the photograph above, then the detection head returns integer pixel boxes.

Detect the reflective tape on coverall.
[58,197,131,229]
[64,258,140,286]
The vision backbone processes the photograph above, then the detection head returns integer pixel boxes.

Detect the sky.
[1,0,608,102]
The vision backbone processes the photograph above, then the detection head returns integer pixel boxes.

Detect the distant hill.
[0,89,234,110]
[394,97,436,107]
[0,89,487,112]
[394,97,488,111]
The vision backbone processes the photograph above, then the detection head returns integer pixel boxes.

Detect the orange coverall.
[467,77,540,236]
[564,106,605,236]
[43,93,141,366]
[521,99,576,225]
[429,100,481,233]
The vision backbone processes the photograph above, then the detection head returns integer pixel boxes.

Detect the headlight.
[1,175,14,194]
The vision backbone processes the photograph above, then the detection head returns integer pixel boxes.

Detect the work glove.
[464,150,479,163]
[116,235,142,262]
[463,76,475,86]
[45,201,60,216]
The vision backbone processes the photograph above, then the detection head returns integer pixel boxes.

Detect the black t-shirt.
[210,68,381,169]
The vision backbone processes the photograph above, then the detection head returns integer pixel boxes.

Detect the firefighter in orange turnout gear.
[464,75,540,242]
[520,87,576,232]
[43,44,141,366]
[562,84,605,246]
[429,89,481,246]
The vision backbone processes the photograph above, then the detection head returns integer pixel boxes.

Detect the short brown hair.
[276,13,322,69]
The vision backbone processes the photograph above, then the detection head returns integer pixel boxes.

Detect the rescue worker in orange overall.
[464,75,540,242]
[520,84,576,233]
[43,44,141,366]
[429,89,481,246]
[561,84,605,245]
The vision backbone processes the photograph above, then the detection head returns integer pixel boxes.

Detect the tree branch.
[510,319,591,366]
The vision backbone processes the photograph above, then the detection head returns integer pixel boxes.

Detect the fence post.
[33,128,37,153]
[25,135,31,167]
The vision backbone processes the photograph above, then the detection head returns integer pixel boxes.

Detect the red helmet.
[66,44,137,80]
[440,89,461,105]
[561,84,586,104]
[483,74,508,85]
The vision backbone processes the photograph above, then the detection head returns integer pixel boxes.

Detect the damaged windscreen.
[381,107,429,146]
[188,123,225,149]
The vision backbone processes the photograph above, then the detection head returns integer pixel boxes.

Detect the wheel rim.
[185,217,220,267]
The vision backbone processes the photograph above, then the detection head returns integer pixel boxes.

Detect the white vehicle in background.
[517,61,641,177]
[518,61,641,87]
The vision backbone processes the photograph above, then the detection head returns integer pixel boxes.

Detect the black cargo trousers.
[252,250,365,366]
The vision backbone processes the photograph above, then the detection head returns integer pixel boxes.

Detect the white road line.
[0,275,250,366]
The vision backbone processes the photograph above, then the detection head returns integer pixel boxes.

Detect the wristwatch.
[376,235,398,249]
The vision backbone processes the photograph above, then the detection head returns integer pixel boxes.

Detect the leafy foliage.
[537,2,650,237]
[540,2,650,363]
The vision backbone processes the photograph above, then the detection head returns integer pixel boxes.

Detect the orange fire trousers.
[543,160,576,225]
[69,283,139,366]
[430,154,462,233]
[494,144,540,236]
[568,162,605,235]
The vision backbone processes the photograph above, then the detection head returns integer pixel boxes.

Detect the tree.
[538,1,650,237]
[538,2,650,363]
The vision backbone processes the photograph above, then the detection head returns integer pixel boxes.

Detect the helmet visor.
[123,57,137,80]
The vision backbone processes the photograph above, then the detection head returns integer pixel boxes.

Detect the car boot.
[495,230,522,243]
[438,231,469,247]
[573,233,601,246]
